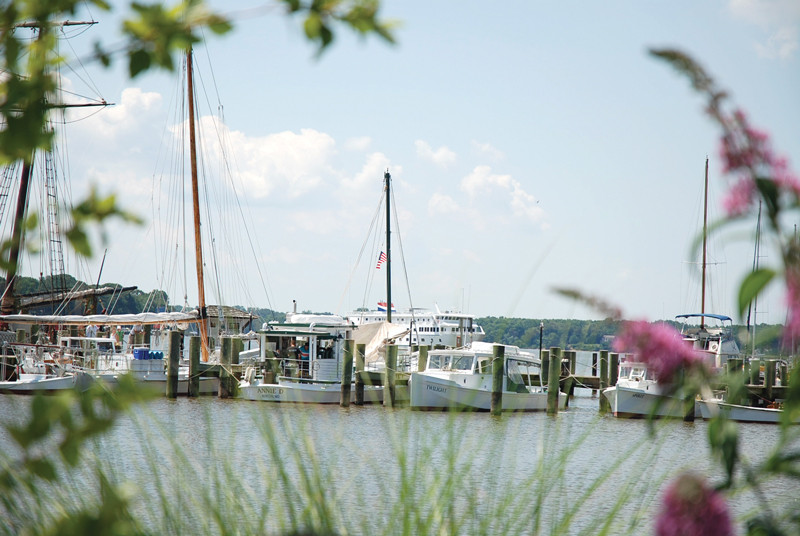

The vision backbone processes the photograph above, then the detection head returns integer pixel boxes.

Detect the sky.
[12,0,800,323]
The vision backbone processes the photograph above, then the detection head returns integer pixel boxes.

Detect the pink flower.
[722,177,757,217]
[656,473,733,536]
[612,321,702,383]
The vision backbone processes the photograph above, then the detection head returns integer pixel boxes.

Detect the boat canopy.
[675,313,732,322]
[0,310,200,325]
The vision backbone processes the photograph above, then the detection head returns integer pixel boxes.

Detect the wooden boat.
[697,399,799,424]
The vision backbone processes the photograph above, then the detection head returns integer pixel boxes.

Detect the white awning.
[353,321,409,363]
[0,310,200,326]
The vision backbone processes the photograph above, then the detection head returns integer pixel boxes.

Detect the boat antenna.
[187,48,210,361]
[701,157,709,329]
[385,168,392,323]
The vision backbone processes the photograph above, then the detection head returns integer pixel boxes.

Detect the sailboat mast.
[384,170,392,323]
[701,157,709,330]
[750,200,762,360]
[187,49,210,362]
[1,159,34,316]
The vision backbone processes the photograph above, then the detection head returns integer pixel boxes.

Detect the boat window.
[428,354,443,369]
[450,355,474,371]
[476,358,491,373]
[507,360,525,385]
[645,368,658,381]
[620,366,631,379]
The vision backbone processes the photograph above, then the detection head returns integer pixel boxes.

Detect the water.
[0,351,797,535]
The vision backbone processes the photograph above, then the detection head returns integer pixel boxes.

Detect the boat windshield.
[506,360,526,385]
[450,355,474,371]
[620,366,632,379]
[428,354,445,370]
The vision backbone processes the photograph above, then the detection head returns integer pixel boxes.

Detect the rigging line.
[58,26,103,99]
[57,105,106,124]
[335,189,384,315]
[199,27,223,105]
[363,193,385,312]
[390,181,416,331]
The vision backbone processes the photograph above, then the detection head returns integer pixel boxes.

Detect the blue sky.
[25,0,800,323]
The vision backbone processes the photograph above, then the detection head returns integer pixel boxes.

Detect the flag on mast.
[376,251,387,269]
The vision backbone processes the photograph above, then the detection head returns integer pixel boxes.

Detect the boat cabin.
[676,313,740,369]
[258,321,353,382]
[424,349,540,393]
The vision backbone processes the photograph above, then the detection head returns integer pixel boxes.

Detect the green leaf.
[708,416,738,486]
[738,268,776,318]
[128,48,151,78]
[65,227,91,257]
[27,458,57,482]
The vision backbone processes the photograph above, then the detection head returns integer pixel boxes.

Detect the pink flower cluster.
[719,109,800,217]
[656,473,732,536]
[612,321,701,383]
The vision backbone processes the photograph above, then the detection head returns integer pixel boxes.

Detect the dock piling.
[340,339,354,407]
[167,330,180,398]
[765,359,776,402]
[418,345,428,372]
[547,347,562,415]
[354,343,365,405]
[591,352,598,395]
[491,345,504,416]
[188,335,200,397]
[384,344,397,407]
[541,350,550,384]
[599,350,609,413]
[610,353,619,387]
[219,336,234,399]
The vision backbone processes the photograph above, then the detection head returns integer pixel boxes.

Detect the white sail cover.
[0,310,200,325]
[353,321,409,363]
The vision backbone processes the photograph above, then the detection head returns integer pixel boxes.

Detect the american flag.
[376,251,387,269]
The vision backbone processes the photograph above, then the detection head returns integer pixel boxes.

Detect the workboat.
[409,342,565,411]
[678,314,740,369]
[601,360,691,419]
[238,313,407,404]
[697,399,799,424]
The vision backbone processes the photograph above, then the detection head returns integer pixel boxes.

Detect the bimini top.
[675,313,732,322]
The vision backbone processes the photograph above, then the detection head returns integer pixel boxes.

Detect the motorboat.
[409,342,565,411]
[697,399,799,424]
[602,360,691,419]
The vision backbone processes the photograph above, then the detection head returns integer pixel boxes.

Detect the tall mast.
[749,200,762,359]
[384,169,392,323]
[701,157,709,329]
[187,49,209,361]
[1,160,34,316]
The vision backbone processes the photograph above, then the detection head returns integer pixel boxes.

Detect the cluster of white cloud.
[728,0,800,59]
[471,140,505,160]
[415,140,456,168]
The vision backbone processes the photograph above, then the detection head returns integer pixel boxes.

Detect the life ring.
[709,342,719,352]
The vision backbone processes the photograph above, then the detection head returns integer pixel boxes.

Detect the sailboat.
[603,158,740,419]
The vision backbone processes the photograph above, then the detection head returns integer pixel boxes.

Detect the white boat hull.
[409,372,565,412]
[0,372,94,394]
[238,380,408,404]
[697,399,798,424]
[603,385,689,419]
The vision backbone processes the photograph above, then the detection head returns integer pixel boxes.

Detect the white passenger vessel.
[347,303,485,349]
[409,342,565,411]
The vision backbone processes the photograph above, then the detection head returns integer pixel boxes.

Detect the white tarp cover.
[0,310,200,325]
[353,321,409,363]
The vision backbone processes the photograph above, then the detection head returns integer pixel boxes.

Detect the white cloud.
[728,0,800,59]
[462,249,482,263]
[460,165,542,222]
[755,26,799,59]
[471,140,505,160]
[340,152,399,192]
[428,193,460,215]
[415,140,456,168]
[460,165,511,198]
[203,122,336,199]
[344,136,372,151]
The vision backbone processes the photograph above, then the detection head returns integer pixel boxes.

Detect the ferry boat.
[346,303,485,349]
[409,342,565,411]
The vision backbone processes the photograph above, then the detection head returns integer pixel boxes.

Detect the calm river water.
[0,351,796,535]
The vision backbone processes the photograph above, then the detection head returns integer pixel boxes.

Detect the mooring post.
[384,344,397,407]
[591,352,598,395]
[610,353,619,387]
[418,345,428,372]
[491,345,505,416]
[599,350,609,413]
[541,350,550,384]
[569,350,577,375]
[15,329,25,344]
[354,343,365,405]
[780,362,788,386]
[219,336,233,399]
[750,359,761,385]
[340,339,354,407]
[547,347,562,415]
[188,335,200,397]
[167,330,180,398]
[765,359,776,402]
